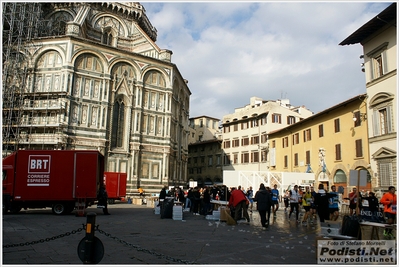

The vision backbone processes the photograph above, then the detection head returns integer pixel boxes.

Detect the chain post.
[83,212,97,264]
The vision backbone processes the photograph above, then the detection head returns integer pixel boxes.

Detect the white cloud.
[144,1,391,119]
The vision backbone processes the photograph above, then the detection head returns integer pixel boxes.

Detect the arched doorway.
[333,169,347,195]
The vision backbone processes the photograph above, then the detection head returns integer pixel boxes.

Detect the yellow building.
[268,94,370,194]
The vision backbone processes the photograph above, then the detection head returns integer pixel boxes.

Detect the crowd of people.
[157,183,396,235]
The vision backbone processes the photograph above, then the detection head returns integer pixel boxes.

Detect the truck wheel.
[52,203,66,215]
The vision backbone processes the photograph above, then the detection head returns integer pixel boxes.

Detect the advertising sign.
[27,155,51,186]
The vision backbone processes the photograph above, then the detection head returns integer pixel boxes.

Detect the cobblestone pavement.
[2,202,322,265]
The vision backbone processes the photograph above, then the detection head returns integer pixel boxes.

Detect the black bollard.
[83,212,97,264]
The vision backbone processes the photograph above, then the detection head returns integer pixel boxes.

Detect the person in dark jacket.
[157,185,167,207]
[159,186,167,200]
[362,192,380,222]
[253,183,273,228]
[314,184,330,222]
[192,187,201,215]
[97,183,110,215]
[202,186,212,215]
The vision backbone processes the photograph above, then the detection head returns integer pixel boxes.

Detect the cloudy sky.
[142,1,391,119]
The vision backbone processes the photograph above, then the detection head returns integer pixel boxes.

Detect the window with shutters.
[234,124,238,131]
[282,137,289,148]
[251,136,259,145]
[292,133,299,145]
[224,125,230,133]
[366,42,388,80]
[284,155,288,168]
[233,153,238,164]
[370,92,394,137]
[379,162,393,187]
[242,153,249,163]
[224,140,230,148]
[294,153,298,166]
[319,124,324,137]
[334,118,340,133]
[272,113,281,124]
[287,116,296,125]
[250,119,258,128]
[373,107,393,136]
[232,139,239,147]
[303,129,311,142]
[305,150,310,165]
[335,144,341,160]
[355,139,363,158]
[242,137,249,146]
[241,121,248,130]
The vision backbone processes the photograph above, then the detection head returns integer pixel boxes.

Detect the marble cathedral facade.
[14,3,191,194]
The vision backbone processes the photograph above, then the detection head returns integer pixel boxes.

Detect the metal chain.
[3,225,85,248]
[95,225,195,264]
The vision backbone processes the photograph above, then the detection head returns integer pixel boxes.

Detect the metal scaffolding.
[2,3,43,156]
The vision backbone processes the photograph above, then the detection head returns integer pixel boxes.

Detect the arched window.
[333,169,347,184]
[111,97,125,148]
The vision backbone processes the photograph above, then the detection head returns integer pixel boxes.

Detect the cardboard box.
[219,206,230,221]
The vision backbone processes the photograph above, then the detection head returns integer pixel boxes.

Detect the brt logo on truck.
[27,155,51,186]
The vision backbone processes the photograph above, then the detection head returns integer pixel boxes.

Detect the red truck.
[2,150,104,215]
[103,172,127,204]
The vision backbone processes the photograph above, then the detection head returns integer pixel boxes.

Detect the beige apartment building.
[187,116,223,187]
[222,97,313,172]
[340,3,397,190]
[268,94,371,194]
[188,116,221,144]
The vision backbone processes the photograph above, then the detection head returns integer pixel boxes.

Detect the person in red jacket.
[380,186,396,237]
[229,187,250,223]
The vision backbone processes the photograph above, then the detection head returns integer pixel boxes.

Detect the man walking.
[253,183,273,228]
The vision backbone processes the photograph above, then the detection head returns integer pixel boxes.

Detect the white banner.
[317,240,396,264]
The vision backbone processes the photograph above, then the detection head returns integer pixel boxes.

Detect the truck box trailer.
[103,172,127,204]
[2,150,104,215]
